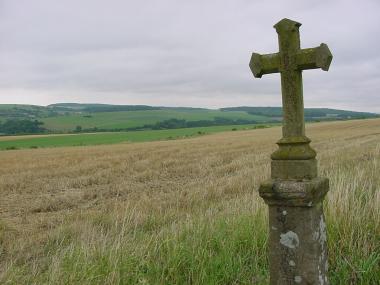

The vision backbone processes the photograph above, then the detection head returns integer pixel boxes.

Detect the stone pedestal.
[249,18,333,285]
[259,173,329,285]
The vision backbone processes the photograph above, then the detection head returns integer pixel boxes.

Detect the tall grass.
[0,119,379,284]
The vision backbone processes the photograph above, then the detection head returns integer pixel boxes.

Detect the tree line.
[0,119,46,135]
[139,117,259,130]
[73,117,261,133]
[0,117,264,135]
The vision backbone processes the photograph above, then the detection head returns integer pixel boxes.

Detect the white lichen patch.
[289,260,296,267]
[318,265,327,285]
[319,215,327,275]
[282,210,287,216]
[271,226,278,230]
[308,201,313,207]
[280,231,299,249]
[294,276,302,283]
[319,215,327,244]
[319,273,324,285]
[313,230,320,241]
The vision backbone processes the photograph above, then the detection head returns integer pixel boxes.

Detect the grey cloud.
[0,0,379,112]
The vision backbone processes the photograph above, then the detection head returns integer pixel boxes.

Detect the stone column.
[259,176,329,285]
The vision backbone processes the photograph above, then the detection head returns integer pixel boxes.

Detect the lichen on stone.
[279,231,299,249]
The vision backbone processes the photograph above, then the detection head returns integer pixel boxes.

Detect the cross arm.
[296,43,333,71]
[249,52,280,78]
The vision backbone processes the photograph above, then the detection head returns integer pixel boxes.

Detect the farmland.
[40,109,269,132]
[0,124,265,150]
[0,104,270,133]
[0,119,379,284]
[0,103,378,134]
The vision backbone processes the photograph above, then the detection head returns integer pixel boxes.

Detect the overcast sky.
[0,0,379,112]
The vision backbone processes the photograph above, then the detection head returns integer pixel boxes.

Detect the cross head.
[249,18,332,160]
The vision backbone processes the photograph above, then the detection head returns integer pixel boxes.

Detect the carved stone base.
[271,136,317,161]
[271,159,317,180]
[259,177,328,207]
[259,178,329,285]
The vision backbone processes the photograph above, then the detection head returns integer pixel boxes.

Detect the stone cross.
[249,18,333,284]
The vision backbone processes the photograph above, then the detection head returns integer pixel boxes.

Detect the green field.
[41,109,269,131]
[0,124,265,150]
[1,104,378,135]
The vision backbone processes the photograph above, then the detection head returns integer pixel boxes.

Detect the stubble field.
[0,119,379,284]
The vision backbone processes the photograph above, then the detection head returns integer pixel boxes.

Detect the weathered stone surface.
[267,202,329,285]
[297,44,333,71]
[249,52,280,78]
[271,159,318,180]
[271,136,317,161]
[259,177,328,207]
[249,18,333,161]
[250,18,333,284]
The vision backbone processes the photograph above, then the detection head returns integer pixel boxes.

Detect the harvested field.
[0,119,379,284]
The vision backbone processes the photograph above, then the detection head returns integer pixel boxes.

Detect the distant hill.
[48,103,161,113]
[0,103,378,135]
[221,107,379,121]
[0,104,50,120]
